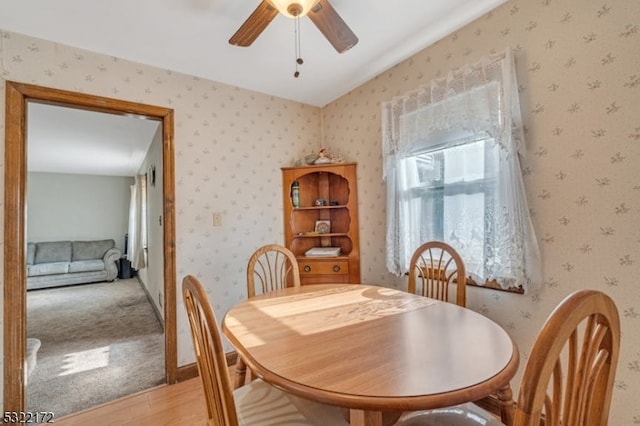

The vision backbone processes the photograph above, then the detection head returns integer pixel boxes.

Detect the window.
[405,138,497,259]
[127,174,147,270]
[382,49,541,292]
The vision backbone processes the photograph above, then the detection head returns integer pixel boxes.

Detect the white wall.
[135,126,165,319]
[27,172,132,249]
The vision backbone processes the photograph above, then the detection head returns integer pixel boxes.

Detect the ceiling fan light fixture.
[267,0,320,18]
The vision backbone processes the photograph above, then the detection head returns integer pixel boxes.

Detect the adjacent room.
[1,0,638,424]
[22,104,166,417]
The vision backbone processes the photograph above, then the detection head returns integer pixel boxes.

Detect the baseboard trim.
[176,351,238,382]
[176,363,198,381]
[135,276,165,332]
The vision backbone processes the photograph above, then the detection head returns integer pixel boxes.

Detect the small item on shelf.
[314,148,332,164]
[314,220,331,234]
[305,247,342,257]
[312,148,345,165]
[304,153,319,165]
[291,180,300,208]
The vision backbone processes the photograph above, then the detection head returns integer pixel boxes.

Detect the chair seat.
[394,403,503,426]
[234,378,349,425]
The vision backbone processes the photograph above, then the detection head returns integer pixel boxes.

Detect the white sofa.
[26,239,121,290]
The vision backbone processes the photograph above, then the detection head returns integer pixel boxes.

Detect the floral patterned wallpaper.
[322,0,639,423]
[0,28,322,398]
[0,0,638,422]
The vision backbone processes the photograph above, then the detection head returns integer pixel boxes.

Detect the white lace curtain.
[381,48,541,292]
[128,174,147,271]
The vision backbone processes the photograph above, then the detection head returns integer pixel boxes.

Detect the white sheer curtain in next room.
[128,174,147,270]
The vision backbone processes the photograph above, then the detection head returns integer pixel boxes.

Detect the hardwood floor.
[54,378,208,426]
[53,356,240,424]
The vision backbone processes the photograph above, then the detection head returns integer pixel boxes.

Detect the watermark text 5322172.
[3,411,55,423]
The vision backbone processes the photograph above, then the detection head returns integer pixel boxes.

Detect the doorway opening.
[4,81,178,413]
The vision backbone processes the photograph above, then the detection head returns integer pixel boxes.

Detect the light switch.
[213,212,222,227]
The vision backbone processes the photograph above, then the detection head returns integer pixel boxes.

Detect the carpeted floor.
[26,278,165,419]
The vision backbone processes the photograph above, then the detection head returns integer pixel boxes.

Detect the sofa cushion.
[28,262,70,277]
[34,241,72,264]
[68,259,105,273]
[27,242,36,265]
[72,239,115,261]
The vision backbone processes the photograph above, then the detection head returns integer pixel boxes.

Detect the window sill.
[405,271,525,295]
[466,277,524,295]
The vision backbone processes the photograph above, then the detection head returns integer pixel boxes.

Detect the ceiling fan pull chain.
[294,15,303,78]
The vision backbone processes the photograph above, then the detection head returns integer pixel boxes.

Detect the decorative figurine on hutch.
[314,148,331,164]
[313,147,344,164]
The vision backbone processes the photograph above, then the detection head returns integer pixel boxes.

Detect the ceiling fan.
[229,0,358,54]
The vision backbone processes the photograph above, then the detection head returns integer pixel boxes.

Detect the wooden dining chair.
[408,241,466,307]
[246,244,300,297]
[233,244,302,388]
[182,274,348,426]
[395,289,621,426]
[408,241,503,414]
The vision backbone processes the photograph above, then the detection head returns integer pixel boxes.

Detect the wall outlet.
[213,211,223,227]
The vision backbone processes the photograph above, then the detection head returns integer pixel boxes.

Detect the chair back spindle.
[247,244,300,298]
[408,241,466,307]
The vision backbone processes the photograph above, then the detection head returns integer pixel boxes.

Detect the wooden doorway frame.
[3,81,178,412]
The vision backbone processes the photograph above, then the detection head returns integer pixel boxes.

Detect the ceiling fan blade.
[229,1,279,47]
[308,0,358,53]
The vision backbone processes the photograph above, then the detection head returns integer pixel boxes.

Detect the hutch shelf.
[281,162,360,284]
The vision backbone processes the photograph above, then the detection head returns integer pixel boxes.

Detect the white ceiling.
[27,103,161,177]
[1,0,506,107]
[2,0,506,176]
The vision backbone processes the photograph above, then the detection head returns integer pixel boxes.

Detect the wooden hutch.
[281,162,360,284]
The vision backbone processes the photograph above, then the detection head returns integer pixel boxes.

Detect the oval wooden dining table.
[222,284,519,426]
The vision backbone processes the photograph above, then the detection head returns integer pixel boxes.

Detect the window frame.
[399,138,525,295]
